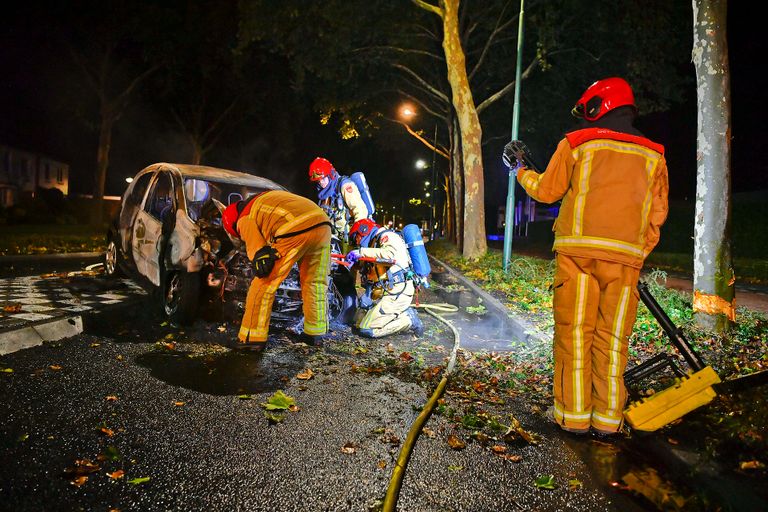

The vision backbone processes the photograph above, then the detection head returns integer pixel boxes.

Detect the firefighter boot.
[406,308,424,338]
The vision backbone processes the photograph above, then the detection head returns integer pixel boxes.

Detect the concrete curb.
[428,254,550,346]
[0,316,83,355]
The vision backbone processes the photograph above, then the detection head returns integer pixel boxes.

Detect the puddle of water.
[135,349,306,395]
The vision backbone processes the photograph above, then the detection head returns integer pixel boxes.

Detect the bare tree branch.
[392,63,449,103]
[396,89,448,119]
[384,116,450,159]
[469,0,516,80]
[352,45,443,61]
[476,55,539,113]
[411,0,443,16]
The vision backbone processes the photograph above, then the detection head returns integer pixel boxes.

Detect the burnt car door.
[119,171,155,258]
[132,171,174,286]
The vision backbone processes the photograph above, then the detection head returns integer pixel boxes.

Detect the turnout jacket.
[517,128,669,268]
[237,190,330,261]
[320,179,369,238]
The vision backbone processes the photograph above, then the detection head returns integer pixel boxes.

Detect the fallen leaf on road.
[105,396,118,402]
[107,470,125,480]
[127,476,150,485]
[296,369,314,380]
[237,394,254,400]
[534,475,557,490]
[116,355,124,361]
[265,412,285,424]
[667,438,679,445]
[174,401,185,407]
[163,342,176,350]
[341,442,357,454]
[49,365,62,371]
[261,390,296,411]
[385,343,395,353]
[497,453,522,462]
[17,433,28,442]
[491,445,507,454]
[288,404,300,412]
[421,427,436,438]
[3,304,22,313]
[98,446,121,462]
[448,465,463,471]
[90,343,101,348]
[100,427,114,437]
[70,476,88,487]
[399,352,414,362]
[377,460,387,469]
[568,478,583,491]
[64,459,101,477]
[740,460,766,470]
[1,368,13,373]
[447,435,466,450]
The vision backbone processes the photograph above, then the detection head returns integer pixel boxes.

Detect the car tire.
[163,271,200,325]
[104,238,125,278]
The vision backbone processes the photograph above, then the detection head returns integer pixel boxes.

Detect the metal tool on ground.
[623,282,721,432]
[382,302,459,512]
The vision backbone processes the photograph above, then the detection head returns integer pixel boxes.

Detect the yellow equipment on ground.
[623,282,721,432]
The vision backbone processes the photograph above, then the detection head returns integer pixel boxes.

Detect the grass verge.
[0,224,106,256]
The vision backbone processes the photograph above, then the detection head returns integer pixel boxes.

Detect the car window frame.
[143,170,175,221]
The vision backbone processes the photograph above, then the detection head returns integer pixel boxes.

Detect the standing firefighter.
[504,77,669,435]
[221,191,332,351]
[346,219,424,338]
[308,157,370,244]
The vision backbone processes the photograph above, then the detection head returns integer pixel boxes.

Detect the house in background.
[0,144,69,208]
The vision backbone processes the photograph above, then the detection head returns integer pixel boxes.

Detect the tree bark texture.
[692,0,734,331]
[450,115,464,251]
[441,0,486,259]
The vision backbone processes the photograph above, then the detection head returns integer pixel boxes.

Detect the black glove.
[502,141,522,170]
[252,245,278,278]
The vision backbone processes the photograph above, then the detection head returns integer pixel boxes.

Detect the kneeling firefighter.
[346,219,424,338]
[221,190,332,351]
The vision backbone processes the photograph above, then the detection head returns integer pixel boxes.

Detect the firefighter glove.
[346,250,361,265]
[252,245,278,278]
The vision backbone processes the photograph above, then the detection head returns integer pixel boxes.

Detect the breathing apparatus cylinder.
[402,224,431,282]
[348,172,376,216]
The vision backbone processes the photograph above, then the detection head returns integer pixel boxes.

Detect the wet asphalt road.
[0,273,654,512]
[10,258,764,511]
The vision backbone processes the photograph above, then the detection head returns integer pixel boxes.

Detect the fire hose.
[382,301,460,512]
[332,251,462,509]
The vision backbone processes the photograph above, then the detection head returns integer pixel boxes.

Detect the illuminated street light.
[425,192,431,198]
[415,159,427,170]
[400,104,416,120]
[424,181,430,186]
[125,177,134,183]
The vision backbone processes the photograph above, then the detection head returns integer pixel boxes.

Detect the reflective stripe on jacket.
[517,128,669,268]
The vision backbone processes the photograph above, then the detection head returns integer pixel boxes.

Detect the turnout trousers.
[552,253,641,433]
[357,281,415,338]
[238,225,331,344]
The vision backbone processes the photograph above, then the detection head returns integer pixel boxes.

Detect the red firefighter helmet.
[222,201,244,238]
[308,157,335,182]
[571,77,635,121]
[349,218,378,246]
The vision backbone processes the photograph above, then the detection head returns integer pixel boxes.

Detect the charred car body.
[104,163,356,325]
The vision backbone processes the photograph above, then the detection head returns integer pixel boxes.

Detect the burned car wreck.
[104,163,356,326]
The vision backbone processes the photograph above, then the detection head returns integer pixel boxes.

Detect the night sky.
[1,3,766,220]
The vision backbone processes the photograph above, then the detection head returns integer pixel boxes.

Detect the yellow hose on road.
[383,302,460,512]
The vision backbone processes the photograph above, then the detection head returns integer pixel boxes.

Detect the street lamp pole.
[503,0,526,272]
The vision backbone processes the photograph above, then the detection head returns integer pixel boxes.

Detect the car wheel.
[163,271,200,325]
[104,239,124,278]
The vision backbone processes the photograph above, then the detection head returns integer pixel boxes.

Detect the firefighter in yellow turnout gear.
[346,219,424,338]
[221,191,332,350]
[504,78,669,435]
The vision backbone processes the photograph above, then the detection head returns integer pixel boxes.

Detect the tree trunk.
[692,0,734,332]
[441,0,486,259]
[442,173,452,239]
[450,116,464,251]
[92,108,115,225]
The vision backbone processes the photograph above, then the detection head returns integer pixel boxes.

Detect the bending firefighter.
[346,219,424,338]
[308,157,371,244]
[221,190,332,351]
[503,77,669,435]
